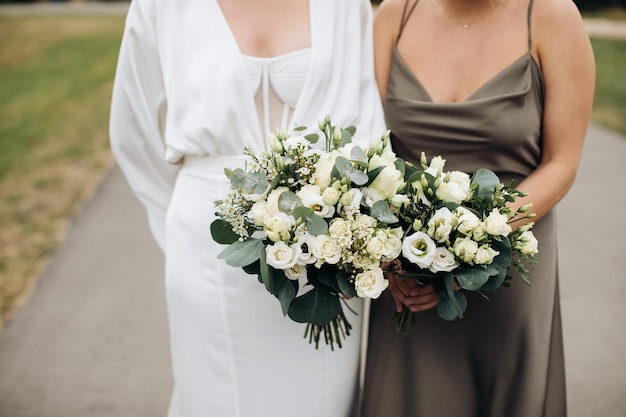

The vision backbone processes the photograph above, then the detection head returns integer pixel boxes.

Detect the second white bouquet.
[211,117,406,349]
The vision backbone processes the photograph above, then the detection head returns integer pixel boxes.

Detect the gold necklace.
[439,0,500,29]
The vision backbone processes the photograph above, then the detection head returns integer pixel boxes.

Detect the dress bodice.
[385,48,545,186]
[242,49,312,137]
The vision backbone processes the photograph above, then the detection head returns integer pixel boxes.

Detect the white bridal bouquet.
[392,153,539,333]
[210,117,407,348]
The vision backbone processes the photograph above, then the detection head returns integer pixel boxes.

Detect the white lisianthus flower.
[284,264,307,281]
[425,155,446,177]
[322,186,341,206]
[294,232,318,265]
[362,187,385,208]
[455,206,481,236]
[264,212,296,242]
[283,135,309,151]
[436,171,471,204]
[338,188,363,213]
[453,236,479,264]
[390,193,410,209]
[368,149,397,169]
[402,231,437,269]
[484,208,512,236]
[266,241,302,270]
[514,231,539,255]
[428,247,458,273]
[382,229,403,260]
[368,165,405,201]
[474,244,499,265]
[312,235,342,266]
[427,207,455,243]
[355,267,389,299]
[353,251,378,270]
[328,218,353,245]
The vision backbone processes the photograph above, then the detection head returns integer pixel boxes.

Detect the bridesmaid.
[363,0,594,416]
[109,0,385,416]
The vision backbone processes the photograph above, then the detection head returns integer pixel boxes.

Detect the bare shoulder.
[532,0,587,38]
[374,0,409,40]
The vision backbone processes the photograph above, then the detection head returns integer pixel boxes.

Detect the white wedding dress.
[109,0,385,416]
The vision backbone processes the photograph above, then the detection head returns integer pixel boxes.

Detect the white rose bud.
[267,132,283,153]
[514,231,539,255]
[322,186,341,206]
[425,155,446,177]
[355,267,389,299]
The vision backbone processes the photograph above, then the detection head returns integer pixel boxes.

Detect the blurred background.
[0,1,624,416]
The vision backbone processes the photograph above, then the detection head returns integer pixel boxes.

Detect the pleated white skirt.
[165,155,364,417]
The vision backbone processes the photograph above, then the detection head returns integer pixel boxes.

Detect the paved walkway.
[0,3,625,417]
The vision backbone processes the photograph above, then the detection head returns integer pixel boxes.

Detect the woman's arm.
[109,0,179,252]
[512,0,595,225]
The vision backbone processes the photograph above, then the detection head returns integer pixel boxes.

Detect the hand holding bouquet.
[393,153,538,333]
[210,117,407,348]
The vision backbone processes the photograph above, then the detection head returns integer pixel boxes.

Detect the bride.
[109,0,385,415]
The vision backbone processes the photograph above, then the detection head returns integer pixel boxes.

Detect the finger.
[409,298,439,313]
[409,283,436,297]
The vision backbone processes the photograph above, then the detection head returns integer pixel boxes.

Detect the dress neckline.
[391,47,540,104]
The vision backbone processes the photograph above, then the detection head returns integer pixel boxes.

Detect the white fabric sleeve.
[109,0,179,253]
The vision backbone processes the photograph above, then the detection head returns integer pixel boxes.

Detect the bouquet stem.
[304,313,352,350]
[391,306,416,335]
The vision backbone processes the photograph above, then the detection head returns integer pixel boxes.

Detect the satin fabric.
[362,1,567,415]
[109,1,386,416]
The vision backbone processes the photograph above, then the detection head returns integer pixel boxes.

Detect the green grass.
[0,15,125,320]
[590,37,626,136]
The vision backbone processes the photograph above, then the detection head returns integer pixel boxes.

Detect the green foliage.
[591,38,626,137]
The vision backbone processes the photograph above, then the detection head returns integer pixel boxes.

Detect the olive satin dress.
[362,1,567,416]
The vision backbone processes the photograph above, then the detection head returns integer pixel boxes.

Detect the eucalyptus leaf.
[316,266,341,293]
[454,267,490,291]
[344,126,357,137]
[336,270,357,298]
[288,289,342,325]
[350,146,368,164]
[437,290,468,321]
[217,238,264,268]
[366,166,385,184]
[472,168,501,200]
[271,268,298,315]
[278,191,302,214]
[210,219,240,244]
[370,200,399,224]
[338,129,353,148]
[305,213,329,236]
[305,133,319,144]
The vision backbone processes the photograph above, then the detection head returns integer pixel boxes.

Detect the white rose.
[366,235,386,259]
[312,152,338,190]
[355,267,389,299]
[328,218,353,245]
[474,244,499,265]
[368,165,405,201]
[484,209,512,236]
[368,150,397,170]
[514,231,539,255]
[266,187,289,216]
[427,207,455,243]
[353,214,378,231]
[382,230,403,260]
[453,237,479,264]
[352,251,378,270]
[284,264,307,281]
[265,241,302,270]
[312,235,342,266]
[249,201,270,226]
[428,247,458,273]
[401,231,437,269]
[436,171,471,204]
